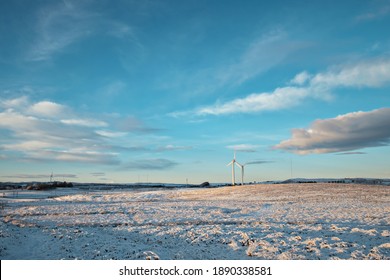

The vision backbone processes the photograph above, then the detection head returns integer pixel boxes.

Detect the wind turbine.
[227,151,243,186]
[235,162,245,185]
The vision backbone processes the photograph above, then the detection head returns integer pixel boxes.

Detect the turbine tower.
[227,151,243,186]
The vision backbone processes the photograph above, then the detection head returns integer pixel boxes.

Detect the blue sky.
[1,0,390,184]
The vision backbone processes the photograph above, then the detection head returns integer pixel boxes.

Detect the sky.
[1,0,390,184]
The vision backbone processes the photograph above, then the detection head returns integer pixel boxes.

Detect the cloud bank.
[0,96,147,165]
[274,108,390,154]
[0,95,181,171]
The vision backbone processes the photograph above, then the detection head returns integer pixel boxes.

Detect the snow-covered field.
[1,184,389,260]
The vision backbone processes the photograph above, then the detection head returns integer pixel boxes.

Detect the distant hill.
[278,178,390,185]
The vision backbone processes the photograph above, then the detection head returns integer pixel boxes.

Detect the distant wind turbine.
[235,162,245,185]
[236,162,245,185]
[227,151,243,186]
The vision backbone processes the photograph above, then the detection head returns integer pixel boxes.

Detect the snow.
[0,184,389,260]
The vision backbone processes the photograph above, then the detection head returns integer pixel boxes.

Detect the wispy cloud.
[123,158,178,170]
[28,1,95,61]
[27,1,136,61]
[61,119,108,127]
[115,116,161,133]
[194,57,390,116]
[274,108,390,154]
[1,173,77,179]
[355,3,390,22]
[90,172,105,177]
[336,152,366,155]
[95,130,127,138]
[198,87,310,115]
[245,160,274,165]
[157,144,193,152]
[226,144,260,153]
[99,80,127,98]
[216,29,302,87]
[0,96,29,109]
[164,29,304,102]
[105,21,136,39]
[24,149,120,165]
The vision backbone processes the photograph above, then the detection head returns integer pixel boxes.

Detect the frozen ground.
[0,184,389,260]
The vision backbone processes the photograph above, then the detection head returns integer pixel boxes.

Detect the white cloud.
[50,150,119,164]
[124,158,178,170]
[226,144,260,152]
[274,108,390,154]
[29,101,67,117]
[157,144,193,152]
[0,96,29,109]
[0,110,41,132]
[198,87,309,115]
[3,140,54,151]
[290,71,311,85]
[61,118,108,127]
[95,130,127,138]
[195,57,390,116]
[310,58,390,89]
